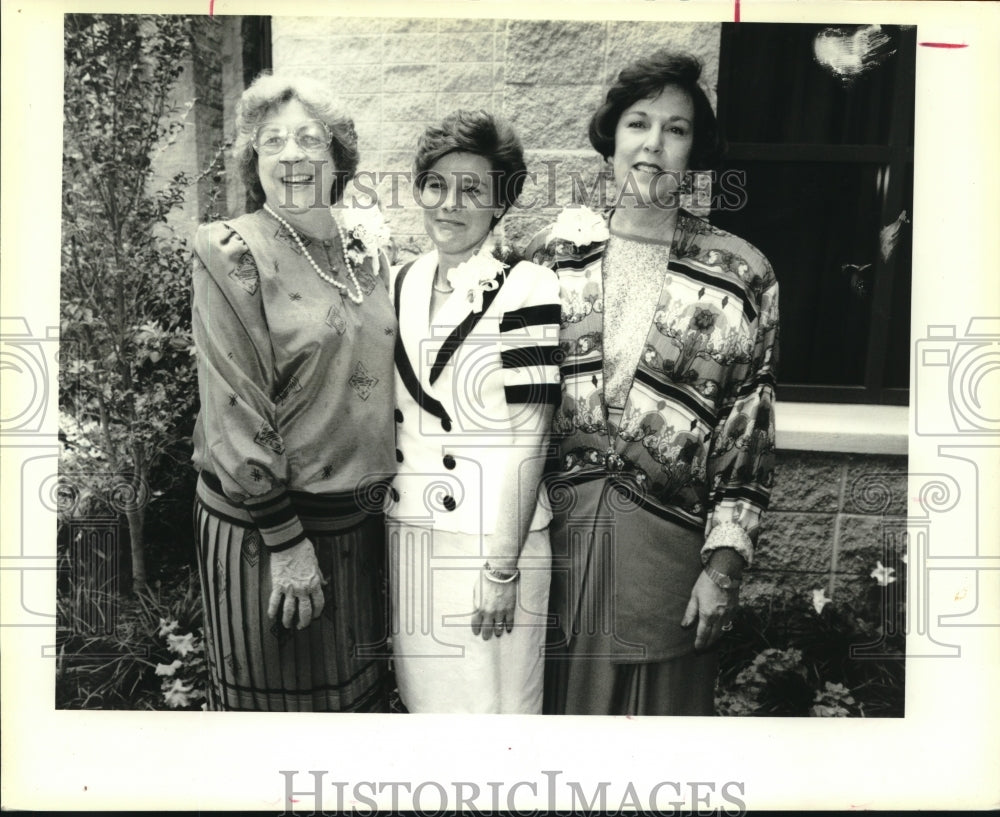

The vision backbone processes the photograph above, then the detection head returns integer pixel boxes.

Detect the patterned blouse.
[191,209,397,550]
[528,209,779,564]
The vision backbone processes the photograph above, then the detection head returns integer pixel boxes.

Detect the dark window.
[713,23,915,405]
[242,16,272,87]
[240,17,272,214]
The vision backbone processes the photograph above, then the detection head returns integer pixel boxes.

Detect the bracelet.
[482,561,519,584]
[704,565,741,591]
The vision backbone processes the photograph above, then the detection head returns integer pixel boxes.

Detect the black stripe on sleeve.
[501,345,562,369]
[499,304,561,332]
[504,383,562,406]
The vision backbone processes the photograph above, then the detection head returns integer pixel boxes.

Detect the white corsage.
[334,194,392,268]
[446,244,508,313]
[551,205,610,248]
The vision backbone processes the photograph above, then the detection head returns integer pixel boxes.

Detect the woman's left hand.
[471,572,517,641]
[681,571,739,650]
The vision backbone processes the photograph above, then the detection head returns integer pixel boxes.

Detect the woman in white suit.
[387,110,561,713]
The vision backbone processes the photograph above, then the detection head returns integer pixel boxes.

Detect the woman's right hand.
[267,538,326,630]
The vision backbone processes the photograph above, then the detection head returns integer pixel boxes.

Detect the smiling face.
[612,84,695,207]
[419,151,505,265]
[256,98,336,216]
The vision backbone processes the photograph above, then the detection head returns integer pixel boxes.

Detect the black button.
[390,487,400,502]
[442,454,456,470]
[395,449,404,463]
[442,495,456,512]
[441,417,452,432]
[394,409,404,423]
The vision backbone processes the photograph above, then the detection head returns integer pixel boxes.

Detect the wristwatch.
[705,565,741,591]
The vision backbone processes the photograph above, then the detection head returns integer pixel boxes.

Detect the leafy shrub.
[716,558,905,717]
[56,563,208,710]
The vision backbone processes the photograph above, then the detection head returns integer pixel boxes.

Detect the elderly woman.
[387,110,561,713]
[190,74,394,711]
[526,51,779,715]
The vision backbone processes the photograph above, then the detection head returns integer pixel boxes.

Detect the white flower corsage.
[446,244,508,313]
[334,194,392,268]
[551,205,610,248]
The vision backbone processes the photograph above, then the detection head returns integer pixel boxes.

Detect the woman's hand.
[681,570,739,650]
[471,571,517,641]
[267,538,326,630]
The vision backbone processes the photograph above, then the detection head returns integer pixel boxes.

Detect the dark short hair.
[234,72,359,208]
[589,51,721,170]
[414,110,528,222]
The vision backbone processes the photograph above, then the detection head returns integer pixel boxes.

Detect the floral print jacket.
[527,208,779,564]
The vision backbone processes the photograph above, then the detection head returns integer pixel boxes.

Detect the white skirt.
[388,521,551,714]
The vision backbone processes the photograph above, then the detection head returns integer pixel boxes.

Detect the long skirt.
[543,478,718,716]
[194,481,390,712]
[388,521,551,713]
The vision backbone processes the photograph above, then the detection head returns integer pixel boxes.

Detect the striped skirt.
[193,474,391,712]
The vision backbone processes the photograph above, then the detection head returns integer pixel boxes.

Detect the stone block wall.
[747,450,909,609]
[270,16,720,258]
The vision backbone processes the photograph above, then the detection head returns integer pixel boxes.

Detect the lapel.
[394,255,452,426]
[426,259,506,387]
[398,252,437,390]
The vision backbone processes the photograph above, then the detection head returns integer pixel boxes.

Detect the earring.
[678,170,694,196]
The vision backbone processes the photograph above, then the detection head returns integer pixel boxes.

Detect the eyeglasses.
[252,120,332,156]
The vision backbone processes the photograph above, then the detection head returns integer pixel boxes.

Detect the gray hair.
[234,72,359,207]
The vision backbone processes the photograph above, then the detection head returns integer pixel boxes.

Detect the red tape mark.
[734,0,741,23]
[919,42,968,48]
[209,0,214,16]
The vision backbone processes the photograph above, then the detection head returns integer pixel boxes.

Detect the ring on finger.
[721,622,734,632]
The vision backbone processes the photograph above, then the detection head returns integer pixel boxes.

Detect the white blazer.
[387,250,561,535]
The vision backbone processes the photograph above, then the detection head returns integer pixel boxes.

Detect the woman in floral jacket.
[387,110,561,713]
[191,74,395,711]
[526,51,779,715]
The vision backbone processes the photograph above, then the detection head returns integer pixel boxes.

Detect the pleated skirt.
[543,477,718,716]
[388,521,551,714]
[193,481,390,712]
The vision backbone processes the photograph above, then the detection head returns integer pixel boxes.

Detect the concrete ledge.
[777,402,909,455]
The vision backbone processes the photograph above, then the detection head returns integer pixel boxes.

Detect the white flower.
[155,659,183,677]
[870,561,897,586]
[167,632,196,657]
[551,205,610,247]
[812,588,832,614]
[337,195,391,261]
[446,246,507,313]
[157,618,179,638]
[163,678,194,708]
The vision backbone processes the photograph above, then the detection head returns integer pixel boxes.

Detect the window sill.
[776,402,909,455]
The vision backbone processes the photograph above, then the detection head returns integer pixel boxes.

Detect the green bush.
[56,563,208,710]
[715,558,905,717]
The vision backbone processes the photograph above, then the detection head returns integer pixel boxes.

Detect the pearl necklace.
[263,203,365,305]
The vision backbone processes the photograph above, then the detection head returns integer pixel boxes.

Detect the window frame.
[715,22,916,408]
